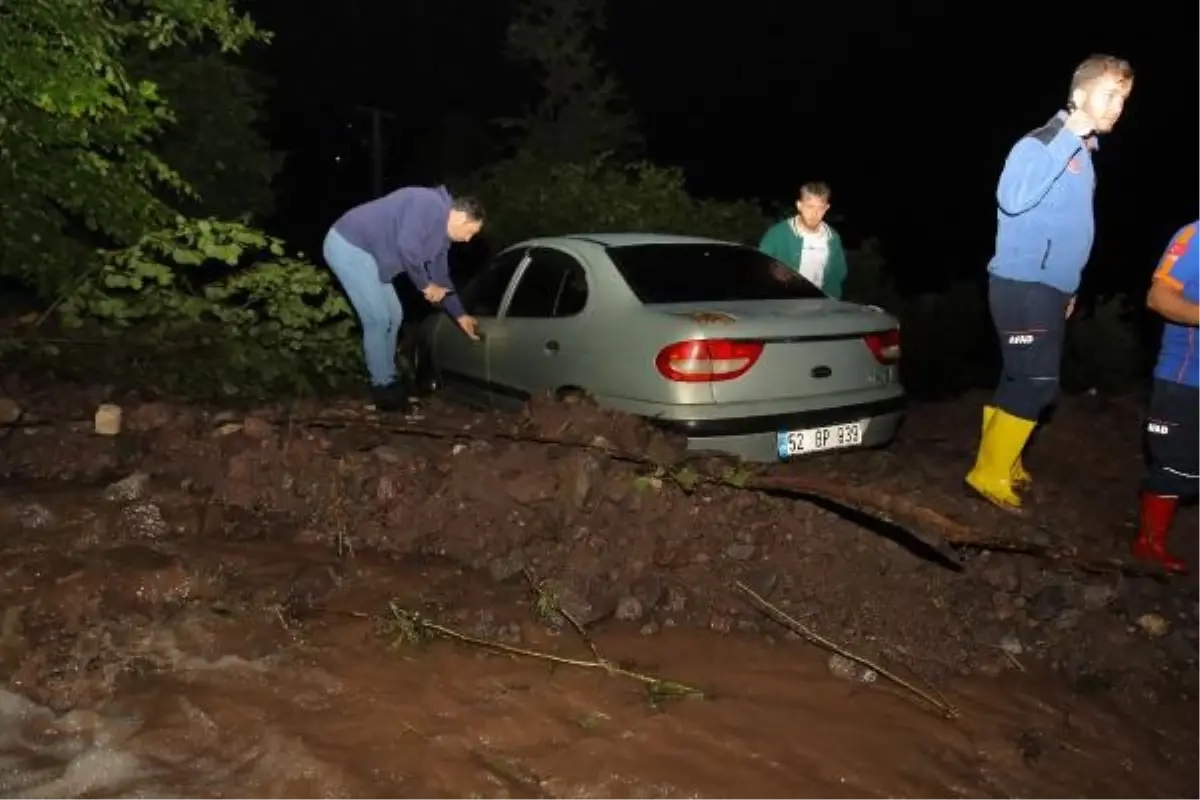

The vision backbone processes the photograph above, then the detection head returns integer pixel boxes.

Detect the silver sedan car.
[415,233,905,462]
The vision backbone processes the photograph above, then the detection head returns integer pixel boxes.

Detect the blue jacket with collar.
[988,113,1097,295]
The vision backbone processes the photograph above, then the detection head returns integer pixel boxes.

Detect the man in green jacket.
[758,181,849,298]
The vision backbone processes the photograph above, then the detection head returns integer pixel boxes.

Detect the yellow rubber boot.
[967,409,1036,511]
[983,405,1033,488]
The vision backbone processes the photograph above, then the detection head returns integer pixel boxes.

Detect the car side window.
[505,247,588,318]
[461,248,525,316]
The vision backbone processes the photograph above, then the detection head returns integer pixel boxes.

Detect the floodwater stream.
[0,481,1195,799]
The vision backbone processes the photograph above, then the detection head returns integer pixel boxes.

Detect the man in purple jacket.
[324,185,483,411]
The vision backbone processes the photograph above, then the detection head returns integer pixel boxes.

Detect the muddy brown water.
[0,505,1194,799]
[1,388,1198,798]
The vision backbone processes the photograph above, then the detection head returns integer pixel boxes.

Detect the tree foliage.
[497,0,642,164]
[471,153,768,248]
[475,0,762,250]
[0,0,265,296]
[1,1,361,397]
[130,48,282,223]
[56,219,357,396]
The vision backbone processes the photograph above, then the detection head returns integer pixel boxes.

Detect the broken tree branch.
[288,414,1158,578]
[735,581,959,720]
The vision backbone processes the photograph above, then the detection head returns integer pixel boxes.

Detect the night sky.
[247,0,1197,296]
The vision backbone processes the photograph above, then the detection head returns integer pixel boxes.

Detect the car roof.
[534,232,740,248]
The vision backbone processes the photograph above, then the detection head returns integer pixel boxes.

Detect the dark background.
[247,0,1197,296]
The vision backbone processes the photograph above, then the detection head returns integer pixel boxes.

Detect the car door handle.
[544,340,560,353]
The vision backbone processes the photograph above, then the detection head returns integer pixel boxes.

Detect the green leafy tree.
[0,0,263,297]
[54,218,358,397]
[499,0,642,164]
[471,0,764,249]
[471,153,767,247]
[2,2,360,398]
[130,48,282,222]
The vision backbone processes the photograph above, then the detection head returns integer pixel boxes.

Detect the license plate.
[776,422,864,458]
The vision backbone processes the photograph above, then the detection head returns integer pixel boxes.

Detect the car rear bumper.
[654,395,907,463]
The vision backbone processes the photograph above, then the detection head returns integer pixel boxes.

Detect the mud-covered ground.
[0,378,1196,798]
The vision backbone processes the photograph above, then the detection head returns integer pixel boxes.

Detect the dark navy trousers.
[988,276,1071,421]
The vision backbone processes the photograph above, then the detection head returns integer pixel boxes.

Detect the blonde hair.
[1070,54,1134,96]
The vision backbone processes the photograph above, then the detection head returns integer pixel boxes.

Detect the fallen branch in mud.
[384,574,705,707]
[4,407,1163,578]
[735,581,959,720]
[288,414,1161,578]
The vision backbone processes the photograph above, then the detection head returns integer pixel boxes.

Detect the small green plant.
[52,218,359,397]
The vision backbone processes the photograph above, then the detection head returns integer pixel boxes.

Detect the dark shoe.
[370,382,411,413]
[1131,492,1188,574]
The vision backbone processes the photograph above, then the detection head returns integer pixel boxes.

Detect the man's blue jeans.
[323,227,403,387]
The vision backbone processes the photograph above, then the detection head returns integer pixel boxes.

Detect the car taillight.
[864,328,901,365]
[655,338,764,382]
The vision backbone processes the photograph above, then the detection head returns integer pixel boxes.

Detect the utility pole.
[353,105,397,197]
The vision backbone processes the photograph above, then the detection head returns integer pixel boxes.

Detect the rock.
[241,416,274,440]
[725,542,756,561]
[119,502,168,539]
[505,471,559,505]
[640,621,660,636]
[17,503,55,531]
[104,471,151,503]
[615,595,644,622]
[0,396,22,425]
[999,635,1024,655]
[568,454,603,510]
[488,550,527,583]
[1052,609,1082,630]
[980,561,1020,593]
[126,402,173,432]
[214,422,243,437]
[992,590,1019,621]
[743,568,780,599]
[495,623,522,645]
[371,445,405,464]
[374,476,398,503]
[708,614,733,634]
[542,580,604,627]
[828,654,878,683]
[664,586,687,613]
[94,404,123,436]
[630,574,665,612]
[1081,584,1117,611]
[1136,613,1169,637]
[1027,585,1069,622]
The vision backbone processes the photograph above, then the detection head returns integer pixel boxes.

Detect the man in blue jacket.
[967,54,1134,512]
[1133,221,1199,573]
[324,185,484,411]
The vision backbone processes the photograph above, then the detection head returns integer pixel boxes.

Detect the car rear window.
[606,243,827,304]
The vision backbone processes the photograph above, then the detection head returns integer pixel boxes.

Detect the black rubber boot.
[370,382,411,413]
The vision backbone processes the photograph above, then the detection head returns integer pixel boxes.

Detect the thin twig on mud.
[734,581,959,720]
[385,603,704,704]
[328,459,352,559]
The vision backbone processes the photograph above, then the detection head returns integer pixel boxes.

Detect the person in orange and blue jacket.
[1132,221,1200,573]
